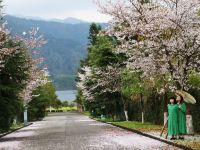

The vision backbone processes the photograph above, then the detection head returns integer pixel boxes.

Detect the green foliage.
[75,89,84,105]
[0,14,60,133]
[77,23,127,121]
[77,22,200,134]
[188,72,200,88]
[88,23,101,45]
[187,72,200,133]
[77,23,169,124]
[122,71,144,97]
[0,40,29,132]
[189,89,200,133]
[88,36,120,67]
[62,101,69,107]
[127,91,164,124]
[28,82,57,121]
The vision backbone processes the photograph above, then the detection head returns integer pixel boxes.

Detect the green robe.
[168,104,179,136]
[177,103,187,134]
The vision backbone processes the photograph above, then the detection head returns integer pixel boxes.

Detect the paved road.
[0,112,181,150]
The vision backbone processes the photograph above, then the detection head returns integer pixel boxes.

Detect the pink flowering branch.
[96,0,200,91]
[17,28,48,104]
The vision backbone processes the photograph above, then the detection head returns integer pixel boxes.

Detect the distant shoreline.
[56,90,77,102]
[56,90,77,92]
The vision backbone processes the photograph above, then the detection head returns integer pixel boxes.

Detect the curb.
[109,123,193,150]
[0,123,33,139]
[90,117,193,150]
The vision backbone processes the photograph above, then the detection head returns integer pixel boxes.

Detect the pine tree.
[0,39,30,132]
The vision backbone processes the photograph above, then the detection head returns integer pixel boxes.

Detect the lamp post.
[23,94,40,126]
[24,104,28,126]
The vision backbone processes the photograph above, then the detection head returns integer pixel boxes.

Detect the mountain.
[5,15,107,90]
[5,15,100,90]
[52,17,87,24]
[15,15,88,24]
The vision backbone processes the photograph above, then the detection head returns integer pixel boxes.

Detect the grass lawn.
[111,121,161,132]
[11,123,24,130]
[59,106,77,112]
[0,123,24,137]
[46,106,77,112]
[81,112,161,132]
[82,111,90,116]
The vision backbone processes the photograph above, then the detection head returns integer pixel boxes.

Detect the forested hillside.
[5,15,102,90]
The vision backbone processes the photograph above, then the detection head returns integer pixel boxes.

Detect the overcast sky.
[3,0,111,22]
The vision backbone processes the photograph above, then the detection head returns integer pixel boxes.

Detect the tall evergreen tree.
[0,39,30,132]
[88,23,101,45]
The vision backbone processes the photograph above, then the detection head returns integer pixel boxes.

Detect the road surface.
[0,112,181,150]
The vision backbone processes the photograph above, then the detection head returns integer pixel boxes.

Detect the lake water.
[56,90,77,102]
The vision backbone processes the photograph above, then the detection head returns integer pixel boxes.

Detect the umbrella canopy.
[176,90,196,104]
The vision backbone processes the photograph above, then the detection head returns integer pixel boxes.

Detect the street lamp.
[24,104,28,126]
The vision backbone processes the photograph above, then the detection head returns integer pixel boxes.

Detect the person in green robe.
[176,94,187,140]
[167,97,179,140]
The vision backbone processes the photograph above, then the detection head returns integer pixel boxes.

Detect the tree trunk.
[163,92,168,125]
[140,93,144,123]
[24,105,28,126]
[13,116,17,125]
[142,111,144,124]
[124,110,128,121]
[186,105,194,135]
[121,93,129,121]
[186,115,194,135]
[112,114,115,122]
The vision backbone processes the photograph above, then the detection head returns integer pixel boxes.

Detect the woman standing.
[176,94,187,140]
[168,97,179,140]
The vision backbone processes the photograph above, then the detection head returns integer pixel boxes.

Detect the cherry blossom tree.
[97,0,200,90]
[93,66,129,120]
[17,28,47,104]
[0,24,47,104]
[0,25,16,72]
[77,66,94,101]
[96,0,200,132]
[0,0,49,128]
[77,65,131,120]
[14,28,48,125]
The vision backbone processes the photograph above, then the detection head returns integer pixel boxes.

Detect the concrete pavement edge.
[0,123,33,139]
